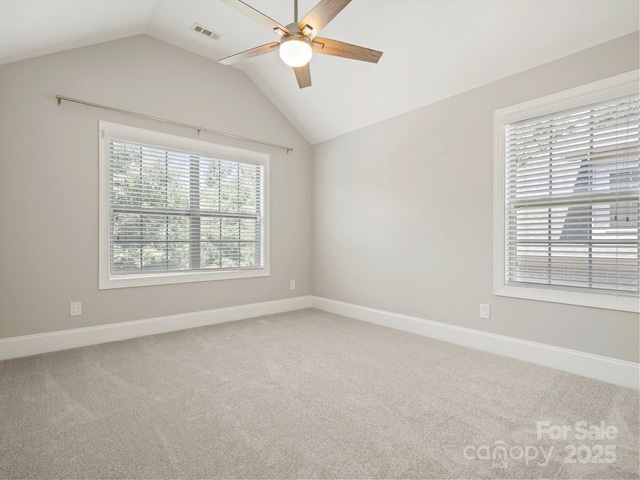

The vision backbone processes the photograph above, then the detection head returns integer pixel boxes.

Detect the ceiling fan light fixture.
[218,0,383,89]
[279,34,312,67]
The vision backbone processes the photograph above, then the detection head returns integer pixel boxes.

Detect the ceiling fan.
[218,0,383,89]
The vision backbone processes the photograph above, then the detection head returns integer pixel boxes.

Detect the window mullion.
[138,144,143,273]
[547,129,553,286]
[587,112,595,290]
[165,149,169,272]
[189,154,201,270]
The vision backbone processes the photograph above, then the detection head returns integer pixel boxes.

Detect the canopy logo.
[463,442,553,469]
[463,420,618,469]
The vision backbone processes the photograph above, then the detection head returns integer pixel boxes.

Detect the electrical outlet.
[289,280,296,290]
[479,304,490,319]
[70,301,82,316]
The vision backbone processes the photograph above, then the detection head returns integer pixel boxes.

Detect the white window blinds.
[108,138,264,277]
[504,94,639,295]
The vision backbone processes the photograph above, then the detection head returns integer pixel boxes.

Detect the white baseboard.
[311,296,640,390]
[0,296,313,361]
[3,295,637,390]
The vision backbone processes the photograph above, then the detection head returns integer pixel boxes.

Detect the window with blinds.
[495,72,639,311]
[99,122,269,289]
[505,94,639,294]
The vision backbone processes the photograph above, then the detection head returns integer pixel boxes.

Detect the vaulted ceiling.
[1,0,638,144]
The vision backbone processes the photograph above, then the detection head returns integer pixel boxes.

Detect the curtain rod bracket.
[55,94,294,153]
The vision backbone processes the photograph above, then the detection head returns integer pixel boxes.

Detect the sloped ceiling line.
[1,0,638,144]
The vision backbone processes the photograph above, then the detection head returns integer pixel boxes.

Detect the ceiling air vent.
[192,23,219,40]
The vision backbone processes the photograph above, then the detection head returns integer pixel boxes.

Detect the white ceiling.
[1,0,638,144]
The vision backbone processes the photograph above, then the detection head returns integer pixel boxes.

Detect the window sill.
[495,284,639,313]
[99,267,270,290]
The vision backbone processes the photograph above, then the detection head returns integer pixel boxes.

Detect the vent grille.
[192,23,219,39]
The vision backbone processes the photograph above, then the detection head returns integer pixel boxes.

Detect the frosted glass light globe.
[279,36,312,67]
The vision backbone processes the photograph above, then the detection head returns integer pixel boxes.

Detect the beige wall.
[0,35,312,338]
[1,31,638,364]
[312,33,640,363]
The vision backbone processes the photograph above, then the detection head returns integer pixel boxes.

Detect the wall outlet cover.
[70,302,82,316]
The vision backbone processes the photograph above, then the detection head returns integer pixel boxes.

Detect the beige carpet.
[1,308,638,479]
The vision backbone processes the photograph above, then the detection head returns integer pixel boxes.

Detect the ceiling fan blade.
[221,0,289,34]
[312,37,383,63]
[298,0,351,36]
[293,64,312,89]
[219,42,280,65]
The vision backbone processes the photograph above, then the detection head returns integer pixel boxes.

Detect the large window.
[99,122,269,289]
[494,71,639,312]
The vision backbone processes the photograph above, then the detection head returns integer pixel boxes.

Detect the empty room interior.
[1,0,639,479]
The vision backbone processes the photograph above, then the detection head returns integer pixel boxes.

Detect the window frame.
[99,121,270,290]
[493,70,639,312]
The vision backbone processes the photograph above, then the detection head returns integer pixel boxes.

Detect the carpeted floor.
[1,308,638,479]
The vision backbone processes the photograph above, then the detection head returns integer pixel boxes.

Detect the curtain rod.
[55,95,294,153]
